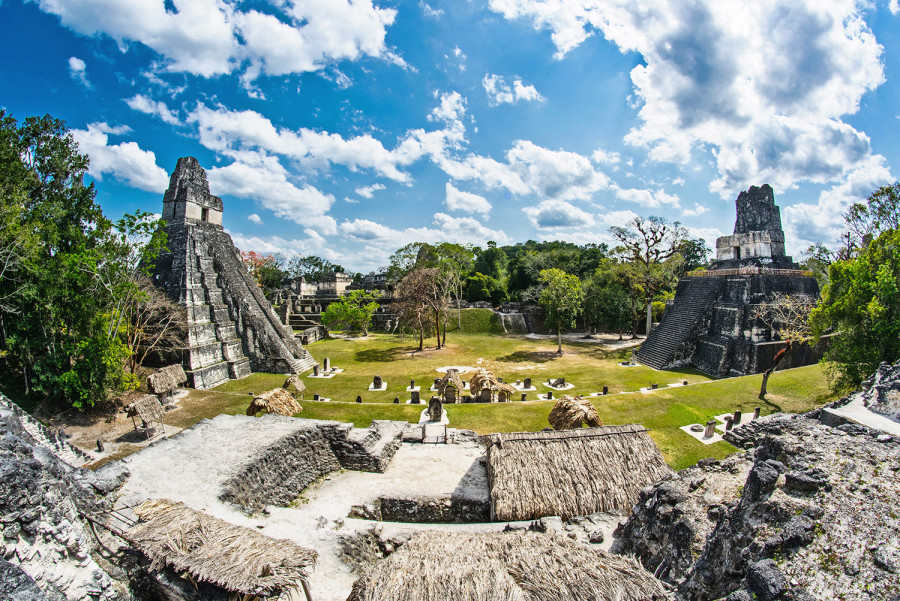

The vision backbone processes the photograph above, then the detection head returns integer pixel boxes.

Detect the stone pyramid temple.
[151,157,316,388]
[636,185,820,377]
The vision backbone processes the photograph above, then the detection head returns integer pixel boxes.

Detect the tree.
[810,228,900,388]
[387,242,436,283]
[583,261,632,339]
[285,255,344,282]
[435,242,474,332]
[538,268,584,354]
[677,238,711,275]
[799,243,833,292]
[123,276,186,374]
[390,268,440,351]
[755,294,815,398]
[843,183,900,253]
[464,272,507,304]
[473,241,508,282]
[610,216,686,336]
[321,289,381,336]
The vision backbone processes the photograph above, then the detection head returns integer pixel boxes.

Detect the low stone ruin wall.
[351,496,491,523]
[219,418,407,513]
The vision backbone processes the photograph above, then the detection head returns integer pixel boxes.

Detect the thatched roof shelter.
[438,369,464,403]
[127,394,165,426]
[246,387,303,417]
[147,365,187,395]
[469,368,517,402]
[483,425,673,521]
[347,530,669,601]
[282,374,306,398]
[127,499,316,599]
[548,395,603,429]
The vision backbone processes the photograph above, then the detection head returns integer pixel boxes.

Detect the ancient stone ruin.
[150,157,316,388]
[637,184,819,376]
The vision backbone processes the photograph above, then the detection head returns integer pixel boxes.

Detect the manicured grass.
[171,328,838,471]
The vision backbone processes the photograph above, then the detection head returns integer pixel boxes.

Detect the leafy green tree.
[799,243,833,292]
[473,241,508,282]
[435,242,474,331]
[387,242,436,283]
[321,289,381,336]
[286,255,344,282]
[811,228,900,388]
[843,183,900,253]
[538,268,584,354]
[464,272,507,305]
[677,238,711,275]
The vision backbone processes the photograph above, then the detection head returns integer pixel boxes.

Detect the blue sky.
[2,0,899,272]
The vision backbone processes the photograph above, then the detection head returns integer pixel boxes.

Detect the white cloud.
[247,213,263,224]
[890,0,899,15]
[612,185,681,208]
[507,140,609,201]
[428,91,467,123]
[206,152,337,235]
[681,203,710,217]
[71,123,168,192]
[591,148,620,165]
[482,74,545,106]
[125,94,181,125]
[444,182,492,215]
[489,0,889,198]
[523,199,595,229]
[68,56,90,88]
[355,183,386,199]
[340,213,509,248]
[37,0,400,82]
[420,2,444,17]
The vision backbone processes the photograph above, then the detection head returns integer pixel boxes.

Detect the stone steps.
[637,278,723,369]
[0,396,93,467]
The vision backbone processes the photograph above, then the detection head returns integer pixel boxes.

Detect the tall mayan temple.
[636,184,819,377]
[151,157,316,388]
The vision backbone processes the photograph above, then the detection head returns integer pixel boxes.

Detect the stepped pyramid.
[151,157,316,389]
[636,185,819,377]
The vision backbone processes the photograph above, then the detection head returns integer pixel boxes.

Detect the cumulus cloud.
[247,213,263,224]
[71,123,168,192]
[355,183,386,198]
[523,199,595,229]
[489,0,889,198]
[681,203,710,217]
[613,185,681,208]
[507,141,609,201]
[37,0,400,82]
[890,0,899,15]
[591,148,620,165]
[68,56,90,87]
[428,91,467,123]
[206,152,337,235]
[482,74,545,106]
[420,1,443,17]
[125,94,180,125]
[444,182,492,214]
[340,213,509,248]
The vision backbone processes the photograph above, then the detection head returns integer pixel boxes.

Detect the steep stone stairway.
[636,277,723,369]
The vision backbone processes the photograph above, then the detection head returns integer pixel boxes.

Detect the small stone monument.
[602,385,608,395]
[630,350,637,365]
[315,394,321,401]
[524,377,532,389]
[547,391,553,400]
[373,375,383,390]
[410,379,415,389]
[96,439,104,453]
[733,410,742,425]
[521,393,527,402]
[313,365,320,376]
[651,383,658,389]
[353,395,359,403]
[724,416,734,431]
[703,420,717,439]
[434,377,441,389]
[411,390,420,404]
[753,407,761,420]
[428,397,443,422]
[323,357,331,371]
[393,397,400,404]
[479,388,491,403]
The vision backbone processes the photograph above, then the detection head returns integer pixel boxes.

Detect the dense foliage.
[321,289,381,336]
[0,111,174,409]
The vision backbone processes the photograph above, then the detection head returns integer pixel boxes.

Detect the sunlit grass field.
[172,313,838,471]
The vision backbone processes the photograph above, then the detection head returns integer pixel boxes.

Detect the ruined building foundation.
[151,157,316,388]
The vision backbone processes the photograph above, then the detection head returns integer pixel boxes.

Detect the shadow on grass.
[355,346,410,363]
[495,350,560,363]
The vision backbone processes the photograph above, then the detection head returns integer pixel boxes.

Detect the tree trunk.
[435,308,441,349]
[457,295,462,329]
[618,328,623,341]
[417,316,424,351]
[645,301,653,336]
[557,329,563,354]
[759,341,792,399]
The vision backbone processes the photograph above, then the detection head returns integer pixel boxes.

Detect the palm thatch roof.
[469,368,518,402]
[438,369,464,396]
[146,365,187,395]
[246,388,303,417]
[483,425,673,521]
[347,530,669,601]
[127,499,316,597]
[127,394,165,425]
[548,395,603,429]
[282,374,306,398]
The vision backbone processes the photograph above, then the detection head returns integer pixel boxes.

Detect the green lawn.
[172,323,839,471]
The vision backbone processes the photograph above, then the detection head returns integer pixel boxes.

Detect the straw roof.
[282,374,306,398]
[438,369,464,395]
[127,394,165,424]
[347,530,669,601]
[127,499,316,596]
[484,425,673,521]
[469,368,518,402]
[246,387,303,417]
[548,395,603,429]
[147,365,187,395]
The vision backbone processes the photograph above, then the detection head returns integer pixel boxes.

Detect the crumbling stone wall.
[613,412,900,601]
